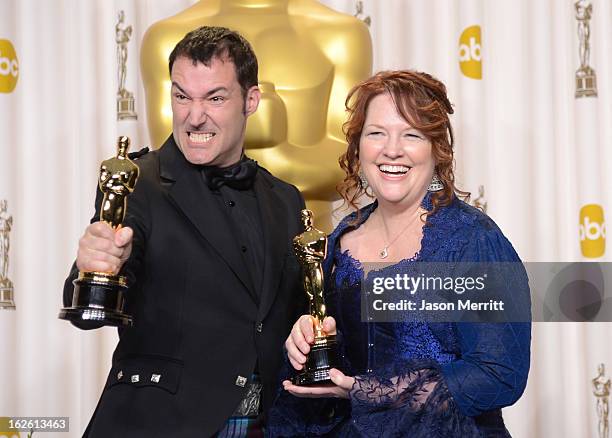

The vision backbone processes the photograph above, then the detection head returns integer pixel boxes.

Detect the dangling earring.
[359,170,368,188]
[428,173,444,192]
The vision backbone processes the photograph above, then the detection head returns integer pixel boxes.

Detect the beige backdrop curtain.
[0,1,610,437]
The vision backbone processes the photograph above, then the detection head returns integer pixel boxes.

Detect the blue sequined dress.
[267,195,531,437]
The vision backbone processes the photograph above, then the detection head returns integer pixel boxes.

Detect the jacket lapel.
[158,137,256,299]
[253,172,290,321]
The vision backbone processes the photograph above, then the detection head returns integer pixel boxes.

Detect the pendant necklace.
[378,209,422,259]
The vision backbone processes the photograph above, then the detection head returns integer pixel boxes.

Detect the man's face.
[170,55,260,166]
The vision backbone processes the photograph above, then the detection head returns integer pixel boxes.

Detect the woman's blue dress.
[267,195,531,437]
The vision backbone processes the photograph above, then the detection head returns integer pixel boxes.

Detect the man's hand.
[285,315,337,371]
[76,222,133,275]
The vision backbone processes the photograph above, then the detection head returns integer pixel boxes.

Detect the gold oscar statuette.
[292,209,340,385]
[59,136,139,327]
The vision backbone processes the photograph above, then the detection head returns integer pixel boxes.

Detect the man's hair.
[168,26,258,95]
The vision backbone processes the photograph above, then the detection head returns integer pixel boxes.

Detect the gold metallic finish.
[0,200,15,310]
[293,209,328,339]
[78,271,128,288]
[140,0,372,231]
[99,136,139,229]
[59,137,138,326]
[292,209,339,386]
[244,82,287,149]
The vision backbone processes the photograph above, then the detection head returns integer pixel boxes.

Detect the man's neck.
[220,0,289,13]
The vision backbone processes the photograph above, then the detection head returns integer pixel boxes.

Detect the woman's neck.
[375,198,425,230]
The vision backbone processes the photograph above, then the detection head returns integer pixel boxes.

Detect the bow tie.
[201,156,258,191]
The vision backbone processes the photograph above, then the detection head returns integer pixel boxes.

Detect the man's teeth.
[189,132,215,143]
[379,164,409,174]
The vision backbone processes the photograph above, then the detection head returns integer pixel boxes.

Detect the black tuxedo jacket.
[63,136,306,437]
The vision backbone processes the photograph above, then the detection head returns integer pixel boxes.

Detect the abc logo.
[459,25,482,80]
[579,204,606,258]
[0,39,19,93]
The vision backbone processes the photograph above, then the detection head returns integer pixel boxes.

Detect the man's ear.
[243,85,261,116]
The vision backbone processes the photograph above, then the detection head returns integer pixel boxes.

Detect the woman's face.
[359,92,435,207]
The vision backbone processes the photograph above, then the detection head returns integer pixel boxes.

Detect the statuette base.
[117,93,137,120]
[292,335,340,386]
[59,272,132,327]
[575,69,598,98]
[0,281,15,309]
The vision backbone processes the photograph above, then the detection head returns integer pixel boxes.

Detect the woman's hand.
[285,315,337,371]
[283,368,355,399]
[284,316,354,398]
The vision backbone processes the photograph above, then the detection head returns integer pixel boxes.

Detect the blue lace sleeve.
[346,359,481,437]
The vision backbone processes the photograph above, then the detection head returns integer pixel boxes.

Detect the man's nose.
[187,101,208,128]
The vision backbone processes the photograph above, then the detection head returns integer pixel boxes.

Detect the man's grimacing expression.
[171,55,260,166]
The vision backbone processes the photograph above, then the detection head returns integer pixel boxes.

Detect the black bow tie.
[201,156,258,191]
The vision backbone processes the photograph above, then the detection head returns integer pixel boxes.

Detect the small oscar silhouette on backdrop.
[575,0,597,97]
[593,363,611,438]
[116,10,137,119]
[59,136,139,326]
[0,200,15,309]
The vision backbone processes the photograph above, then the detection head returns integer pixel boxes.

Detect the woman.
[268,70,531,437]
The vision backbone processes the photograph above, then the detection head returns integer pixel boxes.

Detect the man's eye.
[174,93,188,101]
[210,96,225,103]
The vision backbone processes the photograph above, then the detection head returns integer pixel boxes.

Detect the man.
[64,26,305,437]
